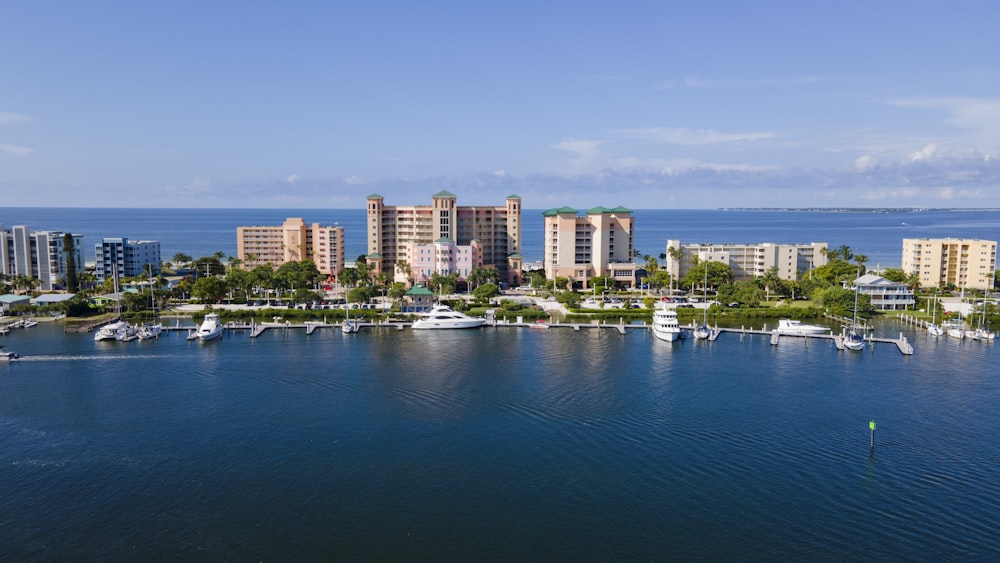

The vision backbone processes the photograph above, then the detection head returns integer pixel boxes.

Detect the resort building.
[901,238,997,290]
[0,224,84,291]
[409,238,481,285]
[664,241,829,282]
[95,237,162,282]
[542,206,637,288]
[851,274,916,311]
[236,218,345,276]
[366,192,523,287]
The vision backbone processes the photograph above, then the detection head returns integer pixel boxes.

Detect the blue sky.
[2,1,999,209]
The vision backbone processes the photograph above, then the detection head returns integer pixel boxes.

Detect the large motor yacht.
[411,304,485,330]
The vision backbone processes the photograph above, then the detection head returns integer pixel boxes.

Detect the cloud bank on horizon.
[2,2,999,209]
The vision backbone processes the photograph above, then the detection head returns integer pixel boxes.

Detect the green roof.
[435,237,454,244]
[405,286,435,296]
[506,194,522,199]
[586,205,633,214]
[612,205,633,213]
[542,206,577,216]
[367,193,383,199]
[432,190,457,198]
[507,253,523,259]
[367,252,382,259]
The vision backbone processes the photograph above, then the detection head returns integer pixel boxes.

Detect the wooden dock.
[149,316,915,354]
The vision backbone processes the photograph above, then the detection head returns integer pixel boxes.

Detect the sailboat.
[969,298,995,341]
[927,291,944,337]
[95,263,131,342]
[342,301,360,334]
[945,287,967,339]
[137,269,163,340]
[692,262,711,340]
[843,273,865,351]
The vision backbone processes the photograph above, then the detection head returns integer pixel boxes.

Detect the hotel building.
[95,237,162,282]
[366,191,523,287]
[901,238,997,290]
[542,206,637,288]
[665,241,829,282]
[0,224,84,291]
[236,218,345,276]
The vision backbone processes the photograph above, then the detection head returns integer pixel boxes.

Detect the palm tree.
[172,253,192,271]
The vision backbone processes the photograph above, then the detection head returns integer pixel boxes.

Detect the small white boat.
[411,304,485,330]
[927,323,944,337]
[196,313,224,341]
[652,302,681,342]
[22,317,38,328]
[943,320,965,339]
[342,319,360,334]
[136,323,163,340]
[116,323,138,342]
[0,345,19,361]
[775,319,831,336]
[843,329,865,351]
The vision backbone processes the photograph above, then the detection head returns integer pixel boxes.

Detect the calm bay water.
[5,207,1000,267]
[1,322,998,560]
[2,207,999,559]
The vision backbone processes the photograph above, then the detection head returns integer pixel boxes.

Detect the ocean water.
[1,322,998,560]
[4,207,999,268]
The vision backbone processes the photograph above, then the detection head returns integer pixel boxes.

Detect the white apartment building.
[542,206,636,288]
[901,238,997,290]
[236,217,345,276]
[664,240,829,282]
[0,224,84,291]
[367,191,522,287]
[95,237,162,282]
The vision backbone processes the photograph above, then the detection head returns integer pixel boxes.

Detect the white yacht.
[115,323,138,342]
[196,313,224,341]
[943,320,965,339]
[775,319,832,336]
[94,320,129,342]
[843,329,866,351]
[411,304,485,330]
[651,302,681,342]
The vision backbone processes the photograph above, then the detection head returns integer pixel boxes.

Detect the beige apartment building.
[664,241,829,282]
[901,238,997,290]
[542,206,636,288]
[366,191,523,287]
[236,217,345,276]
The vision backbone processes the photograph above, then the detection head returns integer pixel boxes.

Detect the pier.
[95,315,916,354]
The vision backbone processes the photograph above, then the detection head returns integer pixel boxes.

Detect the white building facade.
[852,274,916,311]
[95,237,162,282]
[665,241,829,282]
[0,224,84,291]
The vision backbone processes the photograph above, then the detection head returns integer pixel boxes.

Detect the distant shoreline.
[718,207,1000,213]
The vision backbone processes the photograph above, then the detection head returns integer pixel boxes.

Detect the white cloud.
[615,126,774,145]
[0,112,34,124]
[287,174,300,184]
[680,75,824,89]
[343,175,369,186]
[0,143,34,156]
[909,144,938,162]
[853,155,879,172]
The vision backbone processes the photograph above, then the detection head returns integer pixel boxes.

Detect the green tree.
[172,253,192,271]
[191,276,227,303]
[472,282,501,302]
[63,233,79,293]
[759,267,783,302]
[882,268,907,283]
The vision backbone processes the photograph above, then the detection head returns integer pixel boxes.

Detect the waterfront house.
[851,274,916,311]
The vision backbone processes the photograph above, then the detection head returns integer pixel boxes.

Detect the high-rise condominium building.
[901,238,997,290]
[236,218,345,276]
[664,241,829,282]
[366,191,523,287]
[0,224,84,291]
[95,237,162,282]
[542,206,636,288]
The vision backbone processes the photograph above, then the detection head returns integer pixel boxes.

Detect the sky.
[2,1,999,209]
